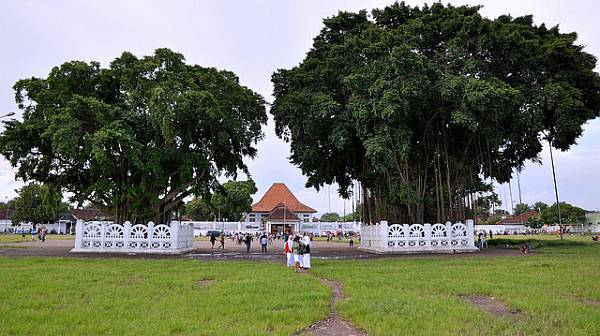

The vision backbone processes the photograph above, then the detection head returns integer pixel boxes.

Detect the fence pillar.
[123,221,131,249]
[380,221,388,250]
[170,221,179,250]
[147,221,155,250]
[75,219,84,249]
[424,223,432,248]
[466,219,475,247]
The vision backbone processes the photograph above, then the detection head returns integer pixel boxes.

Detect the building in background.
[244,183,317,234]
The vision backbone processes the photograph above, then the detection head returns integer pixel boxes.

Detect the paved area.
[0,238,525,260]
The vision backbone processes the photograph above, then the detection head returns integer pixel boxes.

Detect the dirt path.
[300,278,367,336]
[0,239,526,260]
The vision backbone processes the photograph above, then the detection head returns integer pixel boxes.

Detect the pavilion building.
[244,183,317,234]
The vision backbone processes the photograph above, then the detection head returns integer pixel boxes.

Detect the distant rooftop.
[251,183,316,213]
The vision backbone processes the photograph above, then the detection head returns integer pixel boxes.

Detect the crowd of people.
[283,234,311,272]
[206,230,313,271]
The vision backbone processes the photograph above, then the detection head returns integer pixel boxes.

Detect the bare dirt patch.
[461,295,524,319]
[195,278,215,287]
[582,298,600,306]
[300,278,367,336]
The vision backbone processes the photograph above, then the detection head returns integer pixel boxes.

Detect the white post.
[75,219,84,249]
[170,221,179,250]
[100,222,107,250]
[445,221,452,246]
[123,221,131,250]
[147,221,155,251]
[466,219,475,248]
[381,221,389,250]
[424,223,432,248]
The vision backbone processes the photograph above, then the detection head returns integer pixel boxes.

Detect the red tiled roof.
[496,210,539,224]
[251,183,316,213]
[72,208,108,220]
[265,203,300,221]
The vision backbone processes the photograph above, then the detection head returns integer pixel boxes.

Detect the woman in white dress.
[284,236,294,267]
[302,235,311,269]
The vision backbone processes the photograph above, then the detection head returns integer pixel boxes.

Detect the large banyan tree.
[271,3,600,224]
[0,49,267,223]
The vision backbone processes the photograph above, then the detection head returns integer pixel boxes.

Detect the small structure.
[245,183,317,234]
[360,220,478,254]
[0,210,14,233]
[71,220,194,254]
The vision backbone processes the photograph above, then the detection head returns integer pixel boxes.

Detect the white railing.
[71,220,194,254]
[360,220,478,253]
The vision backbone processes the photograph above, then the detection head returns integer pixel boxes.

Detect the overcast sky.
[0,0,599,215]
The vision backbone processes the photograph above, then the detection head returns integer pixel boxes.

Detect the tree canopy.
[10,183,70,227]
[0,49,267,223]
[514,203,531,216]
[271,2,600,224]
[210,180,257,221]
[541,202,586,224]
[184,180,257,221]
[320,212,341,222]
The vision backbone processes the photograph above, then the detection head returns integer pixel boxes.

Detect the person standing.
[284,236,293,267]
[260,233,268,253]
[40,227,47,242]
[302,235,311,269]
[219,234,225,249]
[297,237,305,269]
[489,230,493,240]
[244,233,252,253]
[30,227,35,241]
[292,236,301,272]
[349,235,354,247]
[210,233,216,249]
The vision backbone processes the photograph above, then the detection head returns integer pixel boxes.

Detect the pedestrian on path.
[260,233,268,253]
[244,233,252,253]
[219,234,225,249]
[210,233,216,249]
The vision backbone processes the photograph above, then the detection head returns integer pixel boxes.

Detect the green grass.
[488,234,595,248]
[0,234,75,243]
[1,241,599,335]
[312,244,600,336]
[0,258,329,335]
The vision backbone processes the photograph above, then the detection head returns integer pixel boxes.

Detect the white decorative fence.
[360,220,478,254]
[71,220,194,254]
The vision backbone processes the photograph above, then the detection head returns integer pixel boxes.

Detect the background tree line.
[271,2,600,224]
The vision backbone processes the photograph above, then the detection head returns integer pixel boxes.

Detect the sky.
[0,0,599,216]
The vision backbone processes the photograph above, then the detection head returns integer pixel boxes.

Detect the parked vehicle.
[206,230,221,237]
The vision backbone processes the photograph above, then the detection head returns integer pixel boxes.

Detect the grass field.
[311,243,600,336]
[0,258,329,335]
[0,234,75,243]
[1,237,599,335]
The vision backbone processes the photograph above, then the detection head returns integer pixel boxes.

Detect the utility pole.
[517,171,522,204]
[548,139,563,239]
